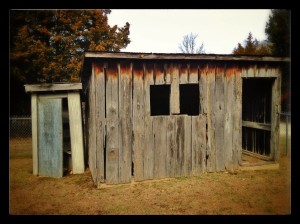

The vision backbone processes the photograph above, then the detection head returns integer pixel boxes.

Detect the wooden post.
[68,92,85,174]
[88,68,97,183]
[31,94,38,175]
[106,62,119,184]
[144,63,154,180]
[170,64,180,114]
[132,63,145,181]
[94,63,106,183]
[118,62,132,183]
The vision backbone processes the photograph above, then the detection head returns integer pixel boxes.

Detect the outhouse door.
[38,97,63,177]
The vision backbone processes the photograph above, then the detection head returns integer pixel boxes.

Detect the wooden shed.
[25,83,85,177]
[81,52,289,186]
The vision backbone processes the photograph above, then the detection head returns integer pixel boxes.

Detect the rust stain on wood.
[107,63,118,79]
[120,63,131,75]
[94,63,103,76]
[133,63,144,77]
[154,63,164,79]
[226,67,236,77]
[179,64,188,77]
[145,63,154,76]
[190,63,199,75]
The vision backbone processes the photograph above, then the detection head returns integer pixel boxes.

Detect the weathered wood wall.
[86,59,281,186]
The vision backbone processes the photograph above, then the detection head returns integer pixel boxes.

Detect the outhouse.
[81,52,289,186]
[25,83,85,177]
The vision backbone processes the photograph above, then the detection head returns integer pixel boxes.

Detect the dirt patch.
[9,138,290,214]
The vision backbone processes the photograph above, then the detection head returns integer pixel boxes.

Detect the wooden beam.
[94,63,106,183]
[242,121,271,131]
[118,62,132,184]
[85,52,290,62]
[25,83,82,92]
[68,92,85,174]
[170,64,180,114]
[31,94,38,175]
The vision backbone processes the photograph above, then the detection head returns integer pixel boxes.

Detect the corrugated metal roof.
[84,51,290,62]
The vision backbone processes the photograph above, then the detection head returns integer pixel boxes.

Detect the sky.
[108,9,271,54]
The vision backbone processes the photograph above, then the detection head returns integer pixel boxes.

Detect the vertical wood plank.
[118,62,132,183]
[31,94,38,175]
[199,64,207,114]
[166,116,176,177]
[184,116,192,176]
[170,64,180,114]
[215,65,225,172]
[179,63,189,84]
[224,66,235,170]
[38,98,63,177]
[153,116,167,179]
[88,68,97,184]
[271,67,281,161]
[94,63,106,183]
[233,66,243,169]
[106,62,119,184]
[206,64,216,172]
[144,63,154,180]
[165,63,171,84]
[154,63,165,85]
[68,92,85,174]
[192,115,206,175]
[132,63,145,181]
[175,116,185,176]
[189,63,199,84]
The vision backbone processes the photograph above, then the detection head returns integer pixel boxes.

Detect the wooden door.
[38,98,63,177]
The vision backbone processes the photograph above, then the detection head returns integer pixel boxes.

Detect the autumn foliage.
[10,10,131,83]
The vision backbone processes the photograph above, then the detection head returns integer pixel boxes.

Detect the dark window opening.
[150,85,170,116]
[62,98,72,175]
[242,78,272,123]
[242,78,273,156]
[242,127,270,156]
[179,84,200,115]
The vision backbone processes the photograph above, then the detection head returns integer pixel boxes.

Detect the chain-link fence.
[10,116,32,145]
[280,112,291,157]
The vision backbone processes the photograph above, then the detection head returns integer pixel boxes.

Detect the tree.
[10,10,131,115]
[178,33,205,54]
[232,32,271,55]
[265,9,290,57]
[10,10,130,83]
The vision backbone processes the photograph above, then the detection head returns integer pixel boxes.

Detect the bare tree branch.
[178,33,205,54]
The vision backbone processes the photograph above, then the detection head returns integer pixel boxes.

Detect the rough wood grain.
[223,67,234,171]
[179,63,189,84]
[31,94,38,175]
[106,62,119,184]
[118,62,132,183]
[68,92,85,174]
[88,69,97,184]
[166,116,176,177]
[94,63,106,183]
[199,64,207,114]
[191,115,207,175]
[153,116,167,179]
[38,98,63,177]
[25,83,82,92]
[170,64,180,114]
[242,121,271,131]
[215,65,225,172]
[144,63,154,180]
[154,63,165,85]
[132,63,145,181]
[184,116,192,176]
[189,63,199,84]
[175,116,185,176]
[233,66,242,169]
[271,67,281,161]
[206,65,216,172]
